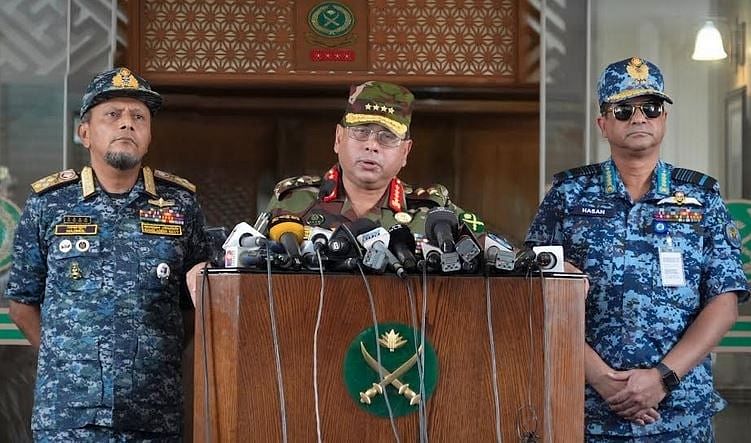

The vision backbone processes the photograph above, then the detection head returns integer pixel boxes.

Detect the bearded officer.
[6,67,210,442]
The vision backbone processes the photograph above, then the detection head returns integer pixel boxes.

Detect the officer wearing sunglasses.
[526,57,748,442]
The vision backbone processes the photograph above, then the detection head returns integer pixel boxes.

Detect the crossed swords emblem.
[359,341,423,406]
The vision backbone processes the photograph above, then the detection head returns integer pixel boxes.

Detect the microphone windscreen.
[269,215,305,244]
[388,224,416,248]
[424,207,458,244]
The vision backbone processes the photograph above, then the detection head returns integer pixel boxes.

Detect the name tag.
[54,224,98,235]
[570,206,614,217]
[141,222,182,236]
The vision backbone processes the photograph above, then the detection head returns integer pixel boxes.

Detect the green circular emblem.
[308,2,355,38]
[0,197,21,272]
[727,200,751,280]
[343,322,438,417]
[307,212,325,227]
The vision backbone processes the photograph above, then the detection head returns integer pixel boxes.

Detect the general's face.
[596,97,667,156]
[78,97,151,171]
[334,123,412,191]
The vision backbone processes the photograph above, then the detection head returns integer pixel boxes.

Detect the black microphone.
[268,215,305,269]
[328,219,378,258]
[424,207,461,273]
[387,224,417,271]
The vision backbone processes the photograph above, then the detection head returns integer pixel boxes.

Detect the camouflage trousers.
[585,418,713,443]
[34,425,180,443]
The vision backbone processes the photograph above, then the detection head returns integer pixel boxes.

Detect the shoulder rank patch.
[153,169,196,193]
[553,164,601,185]
[407,184,450,208]
[274,175,321,199]
[31,169,79,194]
[671,168,717,190]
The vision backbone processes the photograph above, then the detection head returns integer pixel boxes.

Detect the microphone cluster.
[218,208,562,277]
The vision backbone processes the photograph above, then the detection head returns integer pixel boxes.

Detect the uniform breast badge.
[139,205,185,236]
[54,215,98,236]
[70,262,82,280]
[156,262,170,284]
[394,212,412,225]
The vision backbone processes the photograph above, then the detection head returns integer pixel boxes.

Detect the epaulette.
[274,175,321,199]
[553,164,601,185]
[671,168,717,190]
[31,169,79,194]
[406,184,450,208]
[153,169,196,193]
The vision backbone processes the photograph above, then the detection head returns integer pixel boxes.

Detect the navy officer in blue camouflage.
[526,57,748,441]
[6,67,210,442]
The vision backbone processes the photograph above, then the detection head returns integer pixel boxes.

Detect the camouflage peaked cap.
[80,67,163,117]
[597,57,673,106]
[342,81,414,138]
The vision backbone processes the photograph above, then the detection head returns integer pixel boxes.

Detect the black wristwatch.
[655,362,680,392]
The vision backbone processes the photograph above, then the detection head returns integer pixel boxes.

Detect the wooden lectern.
[194,272,586,442]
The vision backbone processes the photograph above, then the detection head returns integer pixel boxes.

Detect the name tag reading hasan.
[570,206,615,217]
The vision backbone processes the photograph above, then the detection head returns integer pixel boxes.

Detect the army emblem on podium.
[343,323,438,417]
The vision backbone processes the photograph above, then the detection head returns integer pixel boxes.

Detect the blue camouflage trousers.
[585,418,713,443]
[34,425,181,443]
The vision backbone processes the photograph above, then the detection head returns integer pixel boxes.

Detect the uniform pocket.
[51,338,103,408]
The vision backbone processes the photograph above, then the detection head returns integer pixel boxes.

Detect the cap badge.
[626,57,649,82]
[112,68,139,89]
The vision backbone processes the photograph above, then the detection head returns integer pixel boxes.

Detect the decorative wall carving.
[132,0,531,86]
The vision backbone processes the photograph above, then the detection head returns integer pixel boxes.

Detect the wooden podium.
[194,272,586,442]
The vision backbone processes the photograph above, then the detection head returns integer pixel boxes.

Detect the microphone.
[418,242,443,272]
[387,224,417,271]
[455,223,481,264]
[222,222,267,267]
[424,207,461,273]
[268,215,305,269]
[310,227,334,252]
[300,227,334,270]
[328,219,378,258]
[484,232,516,271]
[356,225,409,277]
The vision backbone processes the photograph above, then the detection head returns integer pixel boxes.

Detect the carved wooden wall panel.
[130,0,531,86]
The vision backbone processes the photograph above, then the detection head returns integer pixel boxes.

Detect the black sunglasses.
[607,102,664,121]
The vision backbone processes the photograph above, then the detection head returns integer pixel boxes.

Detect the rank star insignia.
[365,103,372,110]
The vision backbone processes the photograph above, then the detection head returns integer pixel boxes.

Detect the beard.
[105,151,141,170]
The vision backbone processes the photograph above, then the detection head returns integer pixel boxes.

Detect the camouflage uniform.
[5,67,208,439]
[4,166,208,436]
[264,80,469,238]
[526,159,748,439]
[265,163,463,238]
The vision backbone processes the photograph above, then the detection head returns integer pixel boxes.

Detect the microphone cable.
[311,250,325,443]
[516,265,541,442]
[484,274,503,443]
[265,242,289,443]
[407,275,429,443]
[357,262,401,443]
[198,262,212,443]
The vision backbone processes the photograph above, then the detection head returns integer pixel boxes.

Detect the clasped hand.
[595,368,666,426]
